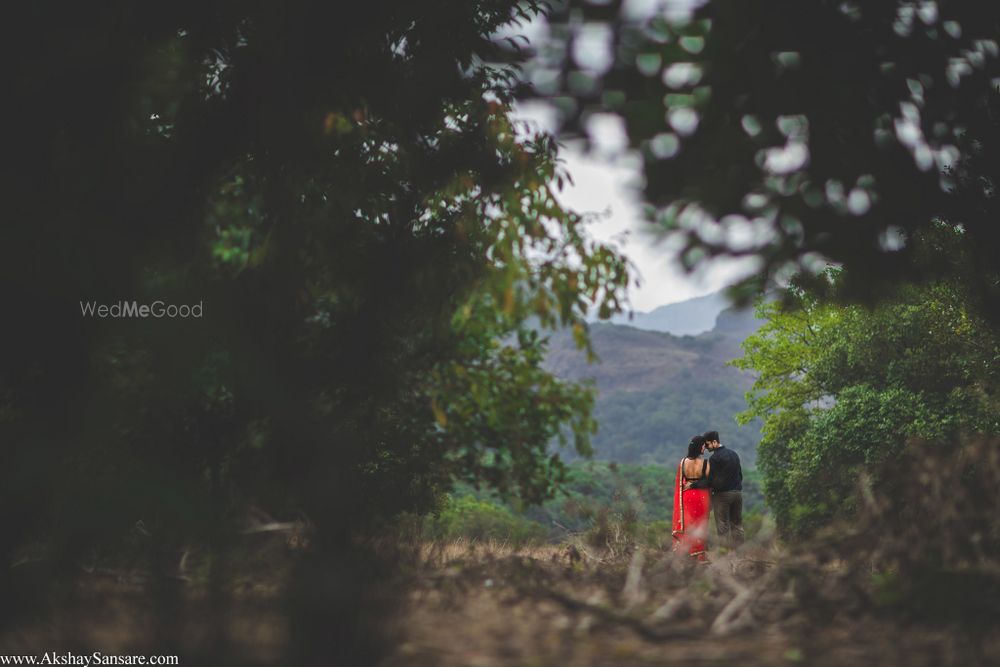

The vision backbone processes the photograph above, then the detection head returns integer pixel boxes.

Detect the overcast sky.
[513,102,757,313]
[505,0,757,313]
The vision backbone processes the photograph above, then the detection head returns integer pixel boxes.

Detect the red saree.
[671,459,711,561]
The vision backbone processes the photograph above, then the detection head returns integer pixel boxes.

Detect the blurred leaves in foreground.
[535,0,1000,312]
[1,0,628,662]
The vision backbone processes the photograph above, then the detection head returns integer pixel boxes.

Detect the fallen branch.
[621,549,646,609]
[649,593,687,622]
[710,569,778,635]
[533,587,697,641]
[241,521,298,534]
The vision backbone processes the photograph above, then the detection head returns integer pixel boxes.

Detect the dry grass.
[412,538,565,569]
[385,524,1000,667]
[8,441,1000,666]
[5,526,998,666]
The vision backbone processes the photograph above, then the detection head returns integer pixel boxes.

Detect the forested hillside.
[545,304,763,465]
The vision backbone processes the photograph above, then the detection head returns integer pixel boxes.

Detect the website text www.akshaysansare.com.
[0,654,178,665]
[79,301,203,318]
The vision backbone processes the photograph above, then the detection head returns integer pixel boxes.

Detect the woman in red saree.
[672,435,712,562]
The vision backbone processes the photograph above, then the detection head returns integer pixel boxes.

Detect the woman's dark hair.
[687,435,706,459]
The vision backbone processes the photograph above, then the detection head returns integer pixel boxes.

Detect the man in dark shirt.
[704,430,744,548]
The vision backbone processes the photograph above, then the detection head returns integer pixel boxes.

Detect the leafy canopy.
[0,0,628,588]
[536,0,1000,310]
[733,269,999,535]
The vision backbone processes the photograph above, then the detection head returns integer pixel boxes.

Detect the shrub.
[423,495,546,546]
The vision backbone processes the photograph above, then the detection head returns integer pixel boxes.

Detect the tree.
[535,0,1000,311]
[0,1,627,659]
[734,270,999,535]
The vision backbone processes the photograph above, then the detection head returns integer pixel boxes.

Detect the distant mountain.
[604,291,731,336]
[546,302,764,467]
[713,302,767,341]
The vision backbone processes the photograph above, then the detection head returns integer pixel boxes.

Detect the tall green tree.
[734,269,999,535]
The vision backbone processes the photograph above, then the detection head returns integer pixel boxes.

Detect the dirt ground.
[384,539,998,667]
[3,537,997,666]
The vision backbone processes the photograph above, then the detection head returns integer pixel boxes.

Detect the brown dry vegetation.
[5,441,999,666]
[3,530,997,666]
[385,441,1000,666]
[386,533,997,667]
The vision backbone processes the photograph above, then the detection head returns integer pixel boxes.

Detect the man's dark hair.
[703,430,720,443]
[687,435,707,459]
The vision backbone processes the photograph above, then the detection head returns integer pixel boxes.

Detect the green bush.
[735,276,1000,537]
[423,495,547,545]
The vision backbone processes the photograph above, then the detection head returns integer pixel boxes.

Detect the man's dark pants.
[712,490,744,547]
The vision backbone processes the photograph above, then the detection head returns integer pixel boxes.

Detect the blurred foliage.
[0,0,628,659]
[534,0,1000,312]
[851,439,1000,626]
[733,263,1000,536]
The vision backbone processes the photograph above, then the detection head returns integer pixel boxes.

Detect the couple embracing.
[671,430,744,562]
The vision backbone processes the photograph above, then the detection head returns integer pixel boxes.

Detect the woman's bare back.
[683,457,710,480]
